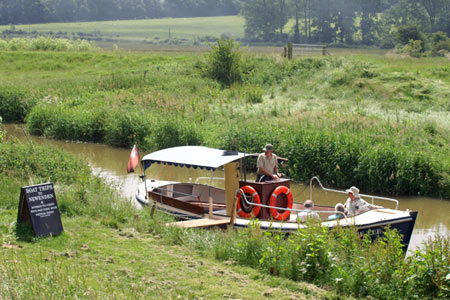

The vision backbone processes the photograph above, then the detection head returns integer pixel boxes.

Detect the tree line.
[242,0,450,46]
[0,0,242,24]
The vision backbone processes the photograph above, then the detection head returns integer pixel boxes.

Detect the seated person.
[328,203,346,220]
[256,144,281,182]
[344,186,382,217]
[298,200,320,222]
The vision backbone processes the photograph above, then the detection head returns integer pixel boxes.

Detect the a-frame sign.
[17,182,63,237]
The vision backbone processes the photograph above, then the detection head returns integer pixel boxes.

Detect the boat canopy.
[142,146,246,171]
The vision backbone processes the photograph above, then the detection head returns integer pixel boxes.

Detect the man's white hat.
[345,186,360,198]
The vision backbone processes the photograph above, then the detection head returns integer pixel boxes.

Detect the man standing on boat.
[256,144,281,182]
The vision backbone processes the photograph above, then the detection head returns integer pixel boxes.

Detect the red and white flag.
[127,144,140,173]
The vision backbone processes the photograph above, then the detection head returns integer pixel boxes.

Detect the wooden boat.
[135,146,418,251]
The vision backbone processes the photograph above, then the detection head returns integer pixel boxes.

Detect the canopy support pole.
[208,170,214,219]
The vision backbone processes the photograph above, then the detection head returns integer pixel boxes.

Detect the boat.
[135,146,418,252]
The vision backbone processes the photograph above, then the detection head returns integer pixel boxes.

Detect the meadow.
[0,38,449,198]
[0,16,245,47]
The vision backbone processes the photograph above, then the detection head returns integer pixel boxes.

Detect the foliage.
[431,31,450,56]
[0,140,448,299]
[395,25,427,51]
[205,38,243,87]
[401,39,424,58]
[405,235,450,298]
[0,143,91,186]
[0,117,3,143]
[0,86,36,123]
[151,117,203,150]
[160,217,450,300]
[0,37,97,51]
[4,50,450,198]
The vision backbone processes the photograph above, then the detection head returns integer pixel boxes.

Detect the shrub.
[401,39,424,58]
[150,117,203,150]
[396,25,427,51]
[205,38,243,87]
[0,86,35,123]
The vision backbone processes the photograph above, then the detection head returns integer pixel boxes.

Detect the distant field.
[0,16,245,47]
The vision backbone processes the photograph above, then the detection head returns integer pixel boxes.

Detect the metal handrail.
[238,188,346,219]
[309,176,399,210]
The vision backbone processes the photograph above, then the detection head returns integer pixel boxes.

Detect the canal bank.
[4,124,449,252]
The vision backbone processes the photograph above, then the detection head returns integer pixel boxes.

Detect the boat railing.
[309,176,399,210]
[238,188,347,220]
[194,177,224,184]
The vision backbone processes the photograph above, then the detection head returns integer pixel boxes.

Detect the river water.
[4,124,449,251]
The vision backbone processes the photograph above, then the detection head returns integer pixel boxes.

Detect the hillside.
[0,16,245,48]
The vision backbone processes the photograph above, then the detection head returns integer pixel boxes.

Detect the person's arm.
[258,167,278,180]
[273,155,281,177]
[274,164,281,178]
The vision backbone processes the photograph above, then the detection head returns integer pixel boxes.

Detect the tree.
[358,0,384,45]
[241,0,279,41]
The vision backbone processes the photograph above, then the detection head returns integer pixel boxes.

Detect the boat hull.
[136,180,418,252]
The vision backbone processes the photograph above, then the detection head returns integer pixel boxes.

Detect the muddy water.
[4,124,449,251]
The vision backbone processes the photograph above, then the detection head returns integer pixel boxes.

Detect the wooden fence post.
[288,43,292,59]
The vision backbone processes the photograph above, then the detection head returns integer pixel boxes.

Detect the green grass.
[0,142,344,300]
[0,49,449,197]
[1,140,448,299]
[0,16,245,46]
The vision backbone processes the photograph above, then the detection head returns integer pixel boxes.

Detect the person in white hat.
[256,144,281,182]
[344,186,382,217]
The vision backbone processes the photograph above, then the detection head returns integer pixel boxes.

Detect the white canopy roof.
[142,146,245,171]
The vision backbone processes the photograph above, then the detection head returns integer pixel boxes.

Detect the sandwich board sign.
[17,182,63,237]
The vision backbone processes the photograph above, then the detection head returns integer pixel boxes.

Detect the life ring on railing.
[269,186,293,221]
[236,185,261,218]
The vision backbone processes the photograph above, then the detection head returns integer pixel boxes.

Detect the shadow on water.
[4,124,449,251]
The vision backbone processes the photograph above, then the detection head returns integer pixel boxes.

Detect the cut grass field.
[0,16,245,47]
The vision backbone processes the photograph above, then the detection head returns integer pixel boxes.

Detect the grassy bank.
[0,140,448,299]
[0,48,448,198]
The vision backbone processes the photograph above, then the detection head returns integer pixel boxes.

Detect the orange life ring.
[269,185,293,221]
[236,185,261,218]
